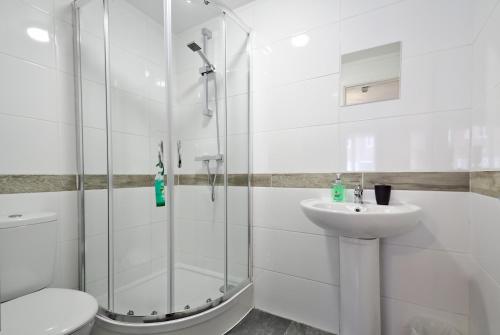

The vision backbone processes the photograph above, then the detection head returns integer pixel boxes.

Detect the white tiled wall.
[469,193,500,335]
[0,0,77,176]
[247,0,472,174]
[471,0,500,171]
[252,188,471,334]
[0,0,79,289]
[241,0,476,333]
[469,0,500,334]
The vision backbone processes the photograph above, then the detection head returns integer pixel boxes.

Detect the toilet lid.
[0,288,98,335]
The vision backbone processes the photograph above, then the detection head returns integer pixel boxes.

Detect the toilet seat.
[0,288,98,335]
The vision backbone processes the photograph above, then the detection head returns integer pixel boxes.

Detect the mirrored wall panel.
[340,42,402,106]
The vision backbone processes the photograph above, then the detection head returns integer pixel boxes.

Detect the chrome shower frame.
[73,0,116,311]
[73,0,253,324]
[72,0,85,293]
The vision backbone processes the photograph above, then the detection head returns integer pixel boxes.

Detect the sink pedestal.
[300,199,422,335]
[339,236,381,335]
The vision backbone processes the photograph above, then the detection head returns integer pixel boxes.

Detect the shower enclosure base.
[339,237,381,335]
[91,264,242,317]
[118,267,224,316]
[91,283,253,335]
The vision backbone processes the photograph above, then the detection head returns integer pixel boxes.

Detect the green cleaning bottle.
[155,155,165,207]
[331,173,345,202]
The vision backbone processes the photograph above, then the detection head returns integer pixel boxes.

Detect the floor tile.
[227,309,291,334]
[227,309,336,335]
[285,321,333,335]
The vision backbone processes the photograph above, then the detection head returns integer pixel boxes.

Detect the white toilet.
[0,212,98,335]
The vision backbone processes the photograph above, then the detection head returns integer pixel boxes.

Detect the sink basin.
[300,198,421,239]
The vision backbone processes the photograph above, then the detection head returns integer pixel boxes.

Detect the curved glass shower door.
[75,0,169,316]
[107,0,170,316]
[74,0,250,322]
[170,1,251,313]
[171,1,227,312]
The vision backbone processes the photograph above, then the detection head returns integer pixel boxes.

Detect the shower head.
[187,41,202,52]
[186,41,215,72]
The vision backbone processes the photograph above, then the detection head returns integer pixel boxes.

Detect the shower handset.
[186,37,215,118]
[187,28,223,202]
[158,141,164,167]
[177,140,182,168]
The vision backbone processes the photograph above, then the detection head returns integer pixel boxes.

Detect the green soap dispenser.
[331,173,345,202]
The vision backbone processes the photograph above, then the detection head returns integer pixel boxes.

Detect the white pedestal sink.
[300,199,421,335]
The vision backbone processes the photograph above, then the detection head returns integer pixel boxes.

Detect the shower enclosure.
[72,0,251,327]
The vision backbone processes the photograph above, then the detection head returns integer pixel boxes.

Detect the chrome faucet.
[354,185,364,204]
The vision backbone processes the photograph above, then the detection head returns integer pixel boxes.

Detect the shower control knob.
[151,311,158,315]
[127,310,134,316]
[206,298,212,303]
[184,305,190,310]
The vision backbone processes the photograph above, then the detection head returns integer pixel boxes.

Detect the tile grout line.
[381,295,469,318]
[253,224,338,238]
[253,266,340,288]
[471,0,500,44]
[252,107,472,136]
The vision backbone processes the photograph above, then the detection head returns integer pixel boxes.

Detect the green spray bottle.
[155,142,165,207]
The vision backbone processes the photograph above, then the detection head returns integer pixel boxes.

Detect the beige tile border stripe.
[251,172,470,192]
[84,175,156,189]
[0,174,250,194]
[363,172,470,192]
[0,171,482,195]
[0,175,77,194]
[259,173,362,189]
[470,171,500,198]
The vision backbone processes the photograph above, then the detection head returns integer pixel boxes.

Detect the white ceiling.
[125,0,252,33]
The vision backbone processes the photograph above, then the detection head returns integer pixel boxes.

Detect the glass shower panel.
[225,15,251,290]
[78,0,109,310]
[171,0,226,312]
[77,0,251,322]
[107,0,168,316]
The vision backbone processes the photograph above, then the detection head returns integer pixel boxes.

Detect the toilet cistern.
[0,212,98,335]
